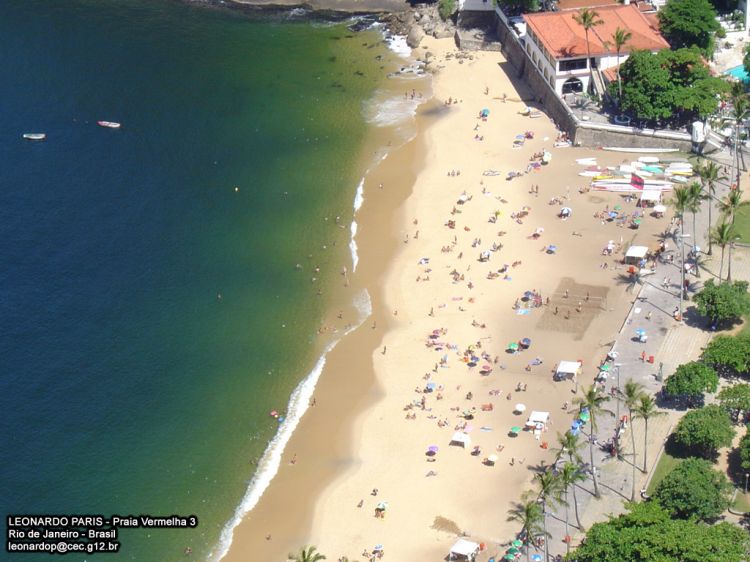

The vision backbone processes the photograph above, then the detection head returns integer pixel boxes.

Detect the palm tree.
[710,222,737,282]
[729,82,750,191]
[719,188,747,225]
[632,394,666,474]
[696,159,727,255]
[670,184,692,234]
[572,8,604,96]
[685,181,704,247]
[556,431,584,465]
[573,385,612,497]
[507,496,545,562]
[535,470,562,562]
[610,27,631,104]
[623,380,645,501]
[290,545,326,562]
[558,462,587,550]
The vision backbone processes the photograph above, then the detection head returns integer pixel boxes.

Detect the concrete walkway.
[538,151,750,560]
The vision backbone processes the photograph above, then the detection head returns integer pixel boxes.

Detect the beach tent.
[624,245,648,265]
[639,189,661,206]
[450,432,471,448]
[526,411,550,429]
[554,360,581,381]
[449,538,480,560]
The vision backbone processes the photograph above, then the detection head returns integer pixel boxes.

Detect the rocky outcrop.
[381,3,456,47]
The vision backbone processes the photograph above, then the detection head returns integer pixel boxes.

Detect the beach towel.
[516,309,531,315]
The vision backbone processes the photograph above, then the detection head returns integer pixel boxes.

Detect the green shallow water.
[0,1,397,559]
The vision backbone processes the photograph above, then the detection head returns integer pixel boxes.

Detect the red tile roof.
[523,4,670,60]
[556,0,617,10]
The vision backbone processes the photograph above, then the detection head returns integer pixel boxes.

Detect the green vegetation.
[739,432,750,470]
[653,457,732,520]
[658,0,720,55]
[732,490,750,512]
[573,9,603,96]
[718,383,750,422]
[673,405,735,458]
[693,280,750,326]
[495,0,539,15]
[438,0,456,21]
[663,361,719,405]
[618,48,727,126]
[567,501,750,562]
[702,332,750,376]
[646,449,683,494]
[289,546,326,562]
[573,385,612,497]
[732,202,750,242]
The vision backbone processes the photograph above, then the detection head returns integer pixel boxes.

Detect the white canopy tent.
[449,538,480,560]
[555,360,581,381]
[624,245,649,265]
[450,432,471,448]
[639,189,661,205]
[526,411,550,428]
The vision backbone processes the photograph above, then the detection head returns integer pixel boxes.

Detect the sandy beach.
[223,36,671,562]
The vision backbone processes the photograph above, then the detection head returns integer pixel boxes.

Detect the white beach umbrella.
[514,403,526,413]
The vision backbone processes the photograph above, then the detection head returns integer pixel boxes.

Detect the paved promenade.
[539,148,750,561]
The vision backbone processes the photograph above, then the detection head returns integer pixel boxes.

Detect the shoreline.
[215,32,430,561]
[224,34,671,562]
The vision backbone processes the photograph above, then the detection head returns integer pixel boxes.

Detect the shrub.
[438,0,456,20]
[673,404,735,458]
[654,457,732,521]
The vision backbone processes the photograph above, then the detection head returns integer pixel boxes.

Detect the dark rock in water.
[347,17,376,33]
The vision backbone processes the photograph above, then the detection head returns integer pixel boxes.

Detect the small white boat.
[22,133,46,141]
[97,121,121,129]
[638,156,660,164]
[576,158,597,166]
[602,147,680,153]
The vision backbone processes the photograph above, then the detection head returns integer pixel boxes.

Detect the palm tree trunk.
[642,419,649,473]
[586,30,593,95]
[728,243,734,283]
[629,408,637,501]
[589,434,600,497]
[719,245,726,283]
[542,503,548,562]
[564,487,571,555]
[572,482,583,531]
[707,186,713,255]
[616,50,622,102]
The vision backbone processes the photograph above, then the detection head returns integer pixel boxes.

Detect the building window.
[558,58,587,72]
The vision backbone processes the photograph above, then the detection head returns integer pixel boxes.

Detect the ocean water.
[0,1,418,560]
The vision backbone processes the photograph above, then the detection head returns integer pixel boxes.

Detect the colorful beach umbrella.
[579,411,590,422]
[503,555,516,561]
[521,337,531,347]
[531,554,543,562]
[512,540,523,548]
[428,445,439,453]
[508,342,519,351]
[510,426,522,434]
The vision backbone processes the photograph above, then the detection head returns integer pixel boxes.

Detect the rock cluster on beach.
[381,4,456,47]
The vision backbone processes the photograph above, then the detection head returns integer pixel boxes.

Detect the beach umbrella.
[503,555,516,560]
[546,245,557,254]
[376,502,388,511]
[579,411,590,422]
[426,382,437,391]
[506,547,520,555]
[374,544,384,552]
[515,403,527,413]
[561,207,572,215]
[531,555,543,562]
[633,218,642,226]
[635,328,646,336]
[427,445,439,455]
[508,342,519,351]
[654,204,666,213]
[512,540,523,548]
[521,337,531,347]
[608,211,618,218]
[599,363,611,372]
[487,454,498,463]
[510,426,522,434]
[614,204,622,210]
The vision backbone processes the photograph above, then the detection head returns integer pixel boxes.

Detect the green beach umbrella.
[504,555,516,561]
[600,363,611,372]
[507,547,520,554]
[510,426,522,434]
[614,204,622,210]
[579,411,590,422]
[508,342,519,351]
[512,540,523,548]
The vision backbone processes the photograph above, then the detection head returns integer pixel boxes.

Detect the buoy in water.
[270,410,278,418]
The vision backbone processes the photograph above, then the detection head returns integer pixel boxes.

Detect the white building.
[523,3,669,96]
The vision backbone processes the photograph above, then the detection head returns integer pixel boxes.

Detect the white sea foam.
[363,91,422,128]
[385,34,411,59]
[349,178,365,273]
[212,289,371,562]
